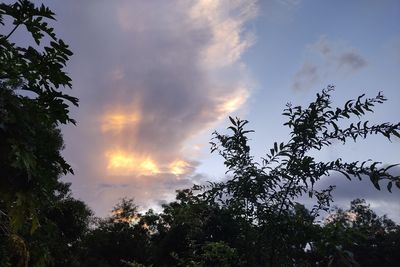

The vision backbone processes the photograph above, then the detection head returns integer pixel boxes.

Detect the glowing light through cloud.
[101,112,140,133]
[170,160,190,176]
[106,149,194,177]
[217,88,250,117]
[106,150,159,176]
[107,150,135,170]
[220,95,244,113]
[140,159,160,175]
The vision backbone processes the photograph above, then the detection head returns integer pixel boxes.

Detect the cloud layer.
[58,0,257,216]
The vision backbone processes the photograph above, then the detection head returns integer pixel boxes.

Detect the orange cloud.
[169,160,190,176]
[106,150,159,176]
[101,112,140,133]
[105,149,196,179]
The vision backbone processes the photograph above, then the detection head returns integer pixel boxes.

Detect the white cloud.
[191,0,257,68]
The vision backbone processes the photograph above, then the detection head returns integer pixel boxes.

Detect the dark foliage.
[0,1,85,266]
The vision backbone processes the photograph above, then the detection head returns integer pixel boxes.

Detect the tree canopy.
[0,1,84,266]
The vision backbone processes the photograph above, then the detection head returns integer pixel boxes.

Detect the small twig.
[4,23,20,40]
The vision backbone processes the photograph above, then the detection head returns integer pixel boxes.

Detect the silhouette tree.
[202,86,400,265]
[79,198,151,267]
[0,1,77,265]
[314,199,400,266]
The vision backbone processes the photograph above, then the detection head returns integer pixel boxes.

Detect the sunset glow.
[106,150,159,176]
[170,160,190,176]
[221,96,243,113]
[218,89,249,115]
[101,113,140,133]
[140,159,160,175]
[112,208,140,224]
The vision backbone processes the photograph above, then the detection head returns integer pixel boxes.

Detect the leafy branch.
[198,86,400,265]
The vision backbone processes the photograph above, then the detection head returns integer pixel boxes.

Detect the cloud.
[337,51,367,71]
[56,0,257,216]
[313,167,400,222]
[312,36,368,72]
[91,173,202,215]
[292,36,368,91]
[292,62,319,91]
[191,0,257,68]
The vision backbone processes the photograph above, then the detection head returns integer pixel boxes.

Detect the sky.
[34,0,400,219]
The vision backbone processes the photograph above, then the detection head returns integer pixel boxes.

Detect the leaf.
[369,172,381,190]
[384,163,399,172]
[370,161,380,171]
[331,121,339,134]
[228,126,237,133]
[396,180,400,190]
[229,116,236,126]
[392,130,400,139]
[387,182,393,193]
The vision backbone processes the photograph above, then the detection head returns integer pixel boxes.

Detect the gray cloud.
[292,62,319,91]
[312,36,333,57]
[97,183,129,189]
[292,36,368,91]
[51,0,257,216]
[311,36,368,72]
[90,173,201,217]
[337,51,368,71]
[313,168,400,222]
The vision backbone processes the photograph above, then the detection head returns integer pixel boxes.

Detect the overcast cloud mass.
[41,0,400,219]
[56,0,257,216]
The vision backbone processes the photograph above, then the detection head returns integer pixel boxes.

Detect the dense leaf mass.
[0,1,80,265]
[1,1,399,267]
